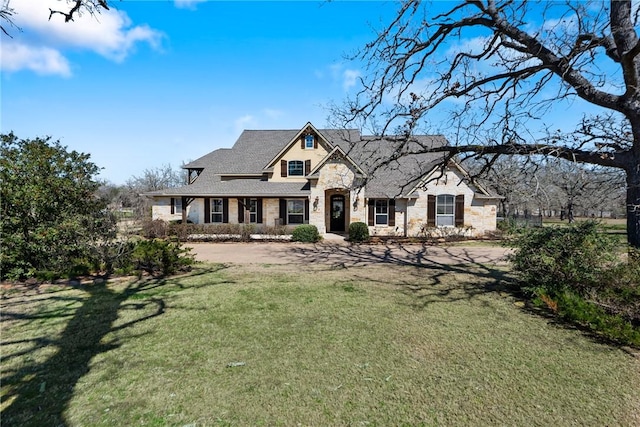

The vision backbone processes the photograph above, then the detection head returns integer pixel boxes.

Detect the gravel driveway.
[185,241,511,267]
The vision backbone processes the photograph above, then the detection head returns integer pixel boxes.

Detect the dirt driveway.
[185,242,511,268]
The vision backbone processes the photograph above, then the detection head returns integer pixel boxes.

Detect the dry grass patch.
[2,263,639,426]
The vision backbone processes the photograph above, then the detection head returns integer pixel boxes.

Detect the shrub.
[510,221,640,346]
[509,221,617,295]
[349,222,370,242]
[291,224,321,242]
[141,219,169,239]
[130,238,195,276]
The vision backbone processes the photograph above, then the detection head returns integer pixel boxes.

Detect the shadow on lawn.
[286,243,519,307]
[0,265,228,427]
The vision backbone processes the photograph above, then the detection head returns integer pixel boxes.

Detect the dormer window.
[305,135,315,149]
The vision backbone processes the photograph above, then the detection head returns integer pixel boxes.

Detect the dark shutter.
[455,195,465,227]
[301,137,305,149]
[279,198,287,225]
[305,160,311,176]
[314,136,318,149]
[170,198,175,214]
[222,198,229,223]
[204,197,211,223]
[427,195,436,227]
[238,199,244,223]
[368,199,375,226]
[281,160,287,177]
[257,198,263,224]
[304,198,310,223]
[389,199,396,227]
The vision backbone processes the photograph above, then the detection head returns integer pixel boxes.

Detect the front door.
[330,195,345,232]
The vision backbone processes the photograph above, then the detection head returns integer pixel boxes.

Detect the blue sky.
[1,1,619,185]
[1,0,401,184]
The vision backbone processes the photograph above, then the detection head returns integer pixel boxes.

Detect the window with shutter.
[436,194,455,226]
[287,199,305,224]
[211,198,224,223]
[288,160,304,176]
[375,199,388,225]
[170,198,182,215]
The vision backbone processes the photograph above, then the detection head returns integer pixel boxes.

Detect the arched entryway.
[326,190,350,233]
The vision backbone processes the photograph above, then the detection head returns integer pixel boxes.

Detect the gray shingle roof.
[149,127,457,198]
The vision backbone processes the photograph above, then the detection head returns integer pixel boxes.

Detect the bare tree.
[334,0,640,249]
[125,164,183,219]
[1,0,110,35]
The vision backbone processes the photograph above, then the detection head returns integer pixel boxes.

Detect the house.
[146,122,501,237]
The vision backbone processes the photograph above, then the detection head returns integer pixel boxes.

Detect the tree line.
[474,156,626,221]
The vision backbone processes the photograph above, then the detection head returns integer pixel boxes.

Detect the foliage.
[348,221,370,242]
[140,220,290,241]
[0,133,116,280]
[509,221,618,294]
[291,224,321,243]
[510,221,639,345]
[130,239,195,276]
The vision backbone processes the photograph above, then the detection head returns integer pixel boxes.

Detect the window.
[211,198,223,223]
[288,160,304,176]
[171,197,182,214]
[287,200,305,224]
[436,194,455,226]
[248,198,258,223]
[375,199,388,225]
[368,198,396,227]
[305,135,315,149]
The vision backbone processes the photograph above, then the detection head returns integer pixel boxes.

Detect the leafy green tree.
[0,133,116,279]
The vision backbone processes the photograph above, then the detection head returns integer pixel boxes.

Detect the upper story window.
[288,160,304,176]
[436,194,455,226]
[305,135,315,149]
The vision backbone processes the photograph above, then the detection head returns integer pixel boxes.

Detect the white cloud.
[342,69,361,91]
[234,114,256,133]
[0,0,163,75]
[1,41,71,76]
[318,63,362,92]
[174,0,207,10]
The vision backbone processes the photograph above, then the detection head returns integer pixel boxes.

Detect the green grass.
[2,263,639,426]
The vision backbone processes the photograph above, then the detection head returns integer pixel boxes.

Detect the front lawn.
[2,263,638,426]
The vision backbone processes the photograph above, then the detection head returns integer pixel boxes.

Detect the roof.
[147,125,469,199]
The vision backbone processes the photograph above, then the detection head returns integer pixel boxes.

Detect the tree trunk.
[626,167,640,250]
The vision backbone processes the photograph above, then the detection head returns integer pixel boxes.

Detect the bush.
[130,238,195,276]
[509,221,617,295]
[291,224,321,242]
[349,222,370,242]
[510,221,640,346]
[141,219,169,239]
